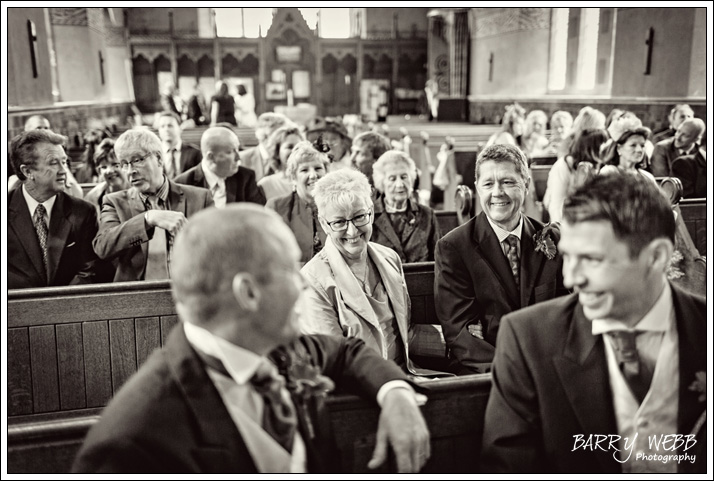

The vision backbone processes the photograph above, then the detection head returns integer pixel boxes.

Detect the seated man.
[650,118,705,177]
[651,103,694,145]
[157,111,202,179]
[481,174,706,473]
[175,126,266,207]
[240,112,291,181]
[93,128,213,282]
[73,204,430,473]
[672,149,707,198]
[8,129,98,288]
[435,144,566,374]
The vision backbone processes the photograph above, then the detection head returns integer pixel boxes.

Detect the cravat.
[33,204,49,282]
[609,331,653,404]
[250,359,298,453]
[144,196,170,280]
[503,234,520,287]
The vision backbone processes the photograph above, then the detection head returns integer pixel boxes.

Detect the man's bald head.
[201,126,239,155]
[200,127,240,178]
[674,118,706,151]
[24,115,51,132]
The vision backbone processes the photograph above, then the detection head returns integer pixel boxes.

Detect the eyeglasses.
[120,153,154,170]
[323,211,372,232]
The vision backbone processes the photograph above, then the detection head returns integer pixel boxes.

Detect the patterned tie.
[33,204,49,282]
[503,234,520,287]
[609,331,653,404]
[250,359,298,453]
[144,196,169,280]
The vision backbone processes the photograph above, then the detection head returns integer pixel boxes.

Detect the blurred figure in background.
[240,112,292,181]
[210,80,236,126]
[543,110,573,157]
[350,130,391,184]
[234,84,257,128]
[486,103,526,151]
[84,139,130,216]
[521,110,549,159]
[185,84,208,127]
[258,125,305,201]
[306,118,353,171]
[652,103,694,144]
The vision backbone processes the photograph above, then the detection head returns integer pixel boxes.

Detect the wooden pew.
[679,198,706,256]
[435,210,459,235]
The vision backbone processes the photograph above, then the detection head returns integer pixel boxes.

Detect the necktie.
[251,359,298,453]
[609,331,653,404]
[144,196,169,280]
[33,204,49,282]
[165,149,177,178]
[503,234,520,287]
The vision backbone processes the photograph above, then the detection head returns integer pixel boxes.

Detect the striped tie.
[33,204,49,282]
[503,234,520,287]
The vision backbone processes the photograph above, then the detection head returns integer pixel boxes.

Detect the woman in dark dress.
[210,80,236,126]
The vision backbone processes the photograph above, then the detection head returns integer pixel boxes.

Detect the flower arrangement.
[533,222,560,260]
[689,371,705,403]
[665,250,685,280]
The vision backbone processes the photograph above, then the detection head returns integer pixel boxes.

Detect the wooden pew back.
[678,198,706,255]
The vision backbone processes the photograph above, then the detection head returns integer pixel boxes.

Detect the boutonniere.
[689,371,705,403]
[533,222,560,260]
[666,250,685,280]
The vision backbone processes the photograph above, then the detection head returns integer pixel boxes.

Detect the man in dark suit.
[239,112,291,181]
[8,130,98,289]
[672,149,707,198]
[174,126,266,207]
[93,128,213,282]
[73,204,430,473]
[435,144,566,374]
[481,174,706,473]
[186,83,208,126]
[650,118,705,177]
[651,103,693,145]
[157,111,202,178]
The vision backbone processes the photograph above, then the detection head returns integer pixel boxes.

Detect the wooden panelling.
[29,326,60,413]
[56,324,86,411]
[160,315,179,346]
[109,319,137,394]
[679,198,706,255]
[135,317,160,367]
[82,321,113,408]
[8,328,33,416]
[435,211,459,236]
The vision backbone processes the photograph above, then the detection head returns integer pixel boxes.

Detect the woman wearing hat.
[306,117,353,171]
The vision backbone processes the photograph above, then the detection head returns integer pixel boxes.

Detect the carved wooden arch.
[240,54,259,75]
[154,54,171,72]
[177,54,196,77]
[197,54,214,77]
[340,54,357,75]
[222,54,240,76]
[322,54,338,75]
[374,53,393,78]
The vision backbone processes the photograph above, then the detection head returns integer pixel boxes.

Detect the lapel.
[367,243,409,344]
[127,187,151,260]
[192,164,209,189]
[399,198,421,243]
[46,192,72,283]
[671,285,706,435]
[168,179,187,214]
[225,171,239,204]
[519,217,547,307]
[164,326,257,472]
[323,237,379,329]
[8,188,46,281]
[553,302,619,472]
[372,198,405,260]
[178,145,188,172]
[473,213,519,307]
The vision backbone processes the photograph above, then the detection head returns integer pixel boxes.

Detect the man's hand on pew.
[368,387,431,473]
[145,210,188,236]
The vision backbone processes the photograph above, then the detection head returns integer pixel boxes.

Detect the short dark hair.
[158,111,182,126]
[563,173,674,258]
[474,143,530,184]
[10,129,67,180]
[569,128,609,168]
[352,131,391,161]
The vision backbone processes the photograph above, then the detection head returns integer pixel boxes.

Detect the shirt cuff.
[376,380,428,407]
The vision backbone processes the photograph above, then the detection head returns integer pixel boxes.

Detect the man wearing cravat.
[650,118,705,177]
[175,126,266,208]
[435,144,567,374]
[8,129,98,289]
[481,174,706,473]
[93,128,213,282]
[157,111,202,179]
[74,204,431,473]
[239,112,291,181]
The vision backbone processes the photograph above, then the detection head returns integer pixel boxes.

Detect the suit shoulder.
[237,166,257,180]
[173,166,199,185]
[369,240,401,262]
[266,192,291,211]
[438,217,474,246]
[183,143,201,153]
[503,293,579,329]
[174,182,210,196]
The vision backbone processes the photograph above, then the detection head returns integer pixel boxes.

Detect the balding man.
[24,115,51,131]
[93,128,213,282]
[73,204,430,473]
[671,120,707,198]
[174,126,265,207]
[239,112,291,181]
[650,118,706,177]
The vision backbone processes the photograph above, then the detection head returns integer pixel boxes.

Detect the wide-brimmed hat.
[306,117,352,143]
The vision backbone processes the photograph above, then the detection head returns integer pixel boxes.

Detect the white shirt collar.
[183,321,264,384]
[22,184,57,224]
[486,214,523,244]
[592,281,672,335]
[201,160,226,189]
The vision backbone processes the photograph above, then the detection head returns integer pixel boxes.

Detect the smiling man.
[481,173,706,473]
[93,128,213,282]
[434,144,567,374]
[8,130,98,288]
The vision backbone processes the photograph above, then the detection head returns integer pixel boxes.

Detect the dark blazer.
[672,150,707,198]
[186,95,207,126]
[239,146,267,181]
[93,180,213,282]
[650,137,701,178]
[177,143,202,176]
[266,192,325,263]
[434,212,566,374]
[8,188,98,289]
[72,326,409,473]
[175,164,266,205]
[481,287,707,473]
[371,196,440,263]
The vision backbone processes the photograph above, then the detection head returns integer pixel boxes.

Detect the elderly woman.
[371,151,440,263]
[266,140,329,263]
[600,127,657,183]
[257,125,305,200]
[84,138,130,216]
[300,169,440,376]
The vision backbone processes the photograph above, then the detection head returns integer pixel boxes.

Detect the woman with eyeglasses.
[300,169,442,376]
[84,139,130,217]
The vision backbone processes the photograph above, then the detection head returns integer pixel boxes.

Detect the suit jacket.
[434,212,567,374]
[176,143,202,176]
[186,95,207,126]
[649,138,702,178]
[72,325,409,473]
[266,192,325,263]
[481,287,707,473]
[371,196,440,263]
[175,163,266,206]
[93,180,213,282]
[239,146,267,181]
[672,150,707,198]
[8,188,98,289]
